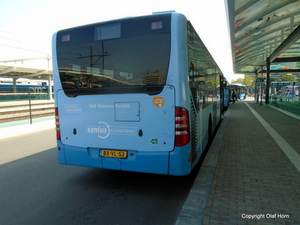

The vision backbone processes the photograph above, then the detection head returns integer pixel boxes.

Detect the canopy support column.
[265,57,270,105]
[48,75,52,100]
[13,78,17,93]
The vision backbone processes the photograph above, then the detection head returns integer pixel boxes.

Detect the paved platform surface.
[1,100,300,224]
[176,100,300,225]
[0,116,55,138]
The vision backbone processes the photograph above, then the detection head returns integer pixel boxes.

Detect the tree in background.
[231,73,298,86]
[232,74,255,87]
[279,73,298,82]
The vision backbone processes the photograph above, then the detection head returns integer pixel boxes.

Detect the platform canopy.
[226,0,300,74]
[0,56,52,80]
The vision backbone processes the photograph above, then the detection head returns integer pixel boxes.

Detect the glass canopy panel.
[229,0,300,73]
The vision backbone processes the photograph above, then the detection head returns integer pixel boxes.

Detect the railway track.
[0,107,55,122]
[0,100,55,122]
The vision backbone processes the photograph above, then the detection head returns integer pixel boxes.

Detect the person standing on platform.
[232,90,237,103]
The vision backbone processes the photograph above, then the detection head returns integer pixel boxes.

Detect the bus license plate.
[101,150,127,159]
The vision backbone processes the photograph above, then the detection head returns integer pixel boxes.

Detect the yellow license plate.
[101,150,127,159]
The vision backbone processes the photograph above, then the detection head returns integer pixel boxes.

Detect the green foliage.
[279,74,297,82]
[231,73,298,86]
[232,74,256,86]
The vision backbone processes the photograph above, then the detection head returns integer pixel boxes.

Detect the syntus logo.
[86,122,110,139]
[87,122,137,139]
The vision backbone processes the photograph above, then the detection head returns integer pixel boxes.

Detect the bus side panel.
[169,144,192,176]
[168,13,189,107]
[52,32,62,100]
[215,100,221,129]
[224,89,229,108]
[200,105,213,149]
[167,14,192,175]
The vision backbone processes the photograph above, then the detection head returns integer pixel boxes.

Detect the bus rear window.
[57,34,170,96]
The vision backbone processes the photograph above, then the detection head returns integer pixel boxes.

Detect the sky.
[0,0,244,82]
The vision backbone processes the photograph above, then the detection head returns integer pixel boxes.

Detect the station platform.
[1,99,300,224]
[176,100,300,225]
[0,115,55,138]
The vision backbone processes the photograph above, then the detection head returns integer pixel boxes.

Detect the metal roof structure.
[0,56,52,81]
[226,0,300,74]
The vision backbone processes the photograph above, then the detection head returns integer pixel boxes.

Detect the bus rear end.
[53,13,191,175]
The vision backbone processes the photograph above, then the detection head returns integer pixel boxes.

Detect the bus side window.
[189,61,201,112]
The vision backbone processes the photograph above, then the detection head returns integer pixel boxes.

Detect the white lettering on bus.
[111,127,136,134]
[88,103,133,109]
[65,104,82,113]
[115,103,130,108]
[97,104,114,108]
[87,127,107,134]
[87,123,136,138]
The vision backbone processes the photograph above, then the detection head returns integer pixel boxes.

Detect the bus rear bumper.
[57,141,192,176]
[58,141,170,175]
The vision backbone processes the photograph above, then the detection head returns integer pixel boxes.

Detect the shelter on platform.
[226,0,300,104]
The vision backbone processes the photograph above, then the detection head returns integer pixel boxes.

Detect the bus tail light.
[175,107,190,146]
[55,108,61,140]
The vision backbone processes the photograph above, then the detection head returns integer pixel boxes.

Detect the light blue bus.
[52,12,223,175]
[228,83,247,100]
[223,87,229,110]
